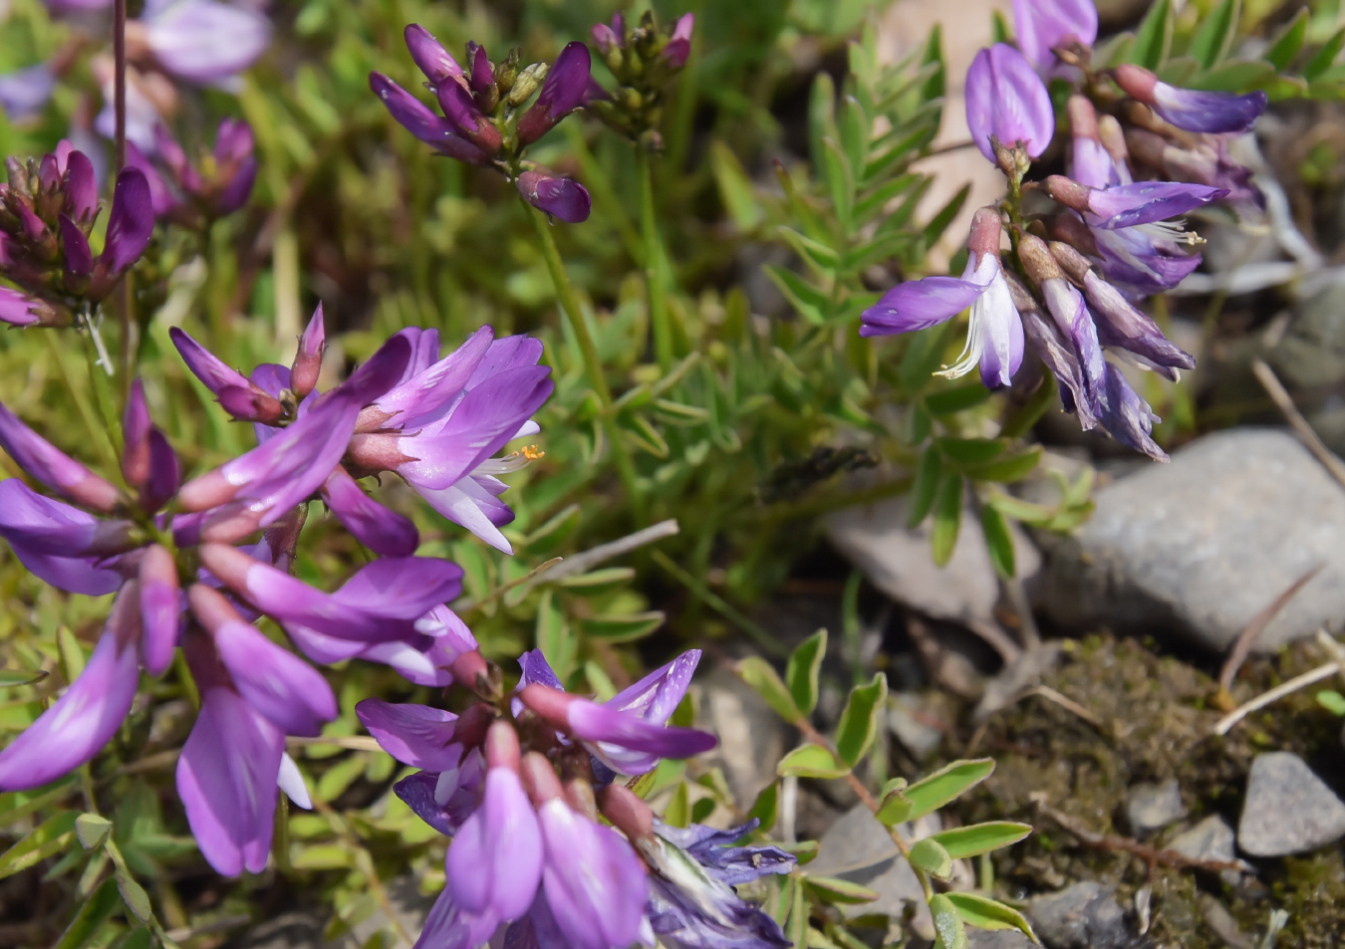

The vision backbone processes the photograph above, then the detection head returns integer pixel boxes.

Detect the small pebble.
[1238,752,1345,857]
[1125,778,1186,836]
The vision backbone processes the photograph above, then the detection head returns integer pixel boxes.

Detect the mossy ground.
[949,634,1345,948]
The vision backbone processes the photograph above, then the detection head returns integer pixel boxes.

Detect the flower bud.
[517,171,591,223]
[291,303,325,399]
[506,62,548,107]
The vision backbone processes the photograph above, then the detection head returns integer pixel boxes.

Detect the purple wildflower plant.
[127,118,257,224]
[172,310,553,554]
[357,646,786,949]
[371,26,594,222]
[0,331,507,874]
[864,1,1270,460]
[0,142,154,325]
[585,10,695,145]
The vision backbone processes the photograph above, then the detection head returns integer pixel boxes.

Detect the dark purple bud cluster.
[587,10,695,147]
[862,0,1272,462]
[371,27,594,222]
[127,118,258,227]
[0,142,154,326]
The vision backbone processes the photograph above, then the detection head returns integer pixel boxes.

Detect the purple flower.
[661,14,695,69]
[0,64,57,123]
[1042,175,1227,230]
[369,73,490,164]
[133,119,257,222]
[1012,0,1097,71]
[861,207,1025,389]
[345,328,553,554]
[1099,363,1168,461]
[965,43,1054,163]
[1068,95,1127,189]
[92,61,164,153]
[520,752,648,949]
[1010,273,1097,427]
[516,171,591,223]
[600,784,793,949]
[1048,240,1195,379]
[1018,232,1107,419]
[1115,64,1267,135]
[444,723,543,939]
[517,42,591,146]
[140,0,272,86]
[405,24,463,84]
[0,287,51,327]
[517,675,716,777]
[0,587,141,791]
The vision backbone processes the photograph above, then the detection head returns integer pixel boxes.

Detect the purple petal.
[518,649,565,690]
[0,287,43,327]
[169,327,253,394]
[411,884,496,949]
[144,0,272,84]
[517,42,591,146]
[291,303,325,398]
[965,43,1055,162]
[215,117,254,165]
[393,366,554,492]
[537,801,647,949]
[974,273,1025,390]
[468,43,494,96]
[59,214,94,280]
[141,428,181,513]
[447,767,542,921]
[201,544,462,645]
[1153,84,1267,135]
[567,699,717,773]
[101,168,154,275]
[1012,0,1096,71]
[413,477,517,553]
[176,685,283,876]
[404,24,463,85]
[860,276,987,338]
[1087,181,1228,229]
[0,400,119,510]
[395,767,483,838]
[138,544,180,676]
[212,620,337,736]
[607,650,700,725]
[516,172,591,224]
[1083,270,1195,376]
[1099,363,1168,461]
[0,612,138,790]
[368,73,488,165]
[373,325,494,428]
[355,699,461,770]
[0,481,124,593]
[321,466,419,557]
[0,64,56,123]
[62,150,99,222]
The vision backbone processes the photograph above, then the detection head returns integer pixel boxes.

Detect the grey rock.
[1238,752,1345,856]
[1027,882,1137,949]
[827,496,1040,629]
[1271,281,1345,389]
[808,803,942,938]
[1040,428,1345,652]
[1198,894,1254,949]
[695,666,791,808]
[1125,779,1186,837]
[1167,814,1237,864]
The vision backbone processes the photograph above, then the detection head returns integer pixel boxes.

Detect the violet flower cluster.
[127,118,258,226]
[372,26,595,223]
[587,11,694,146]
[358,648,794,949]
[861,0,1269,461]
[0,313,561,877]
[0,141,154,327]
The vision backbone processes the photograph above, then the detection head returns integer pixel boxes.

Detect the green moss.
[951,635,1345,945]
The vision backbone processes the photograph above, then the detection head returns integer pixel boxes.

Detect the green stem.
[636,149,674,373]
[563,124,642,263]
[42,331,120,477]
[524,201,643,518]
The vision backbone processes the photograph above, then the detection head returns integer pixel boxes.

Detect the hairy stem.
[524,200,643,519]
[636,148,673,372]
[113,0,132,396]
